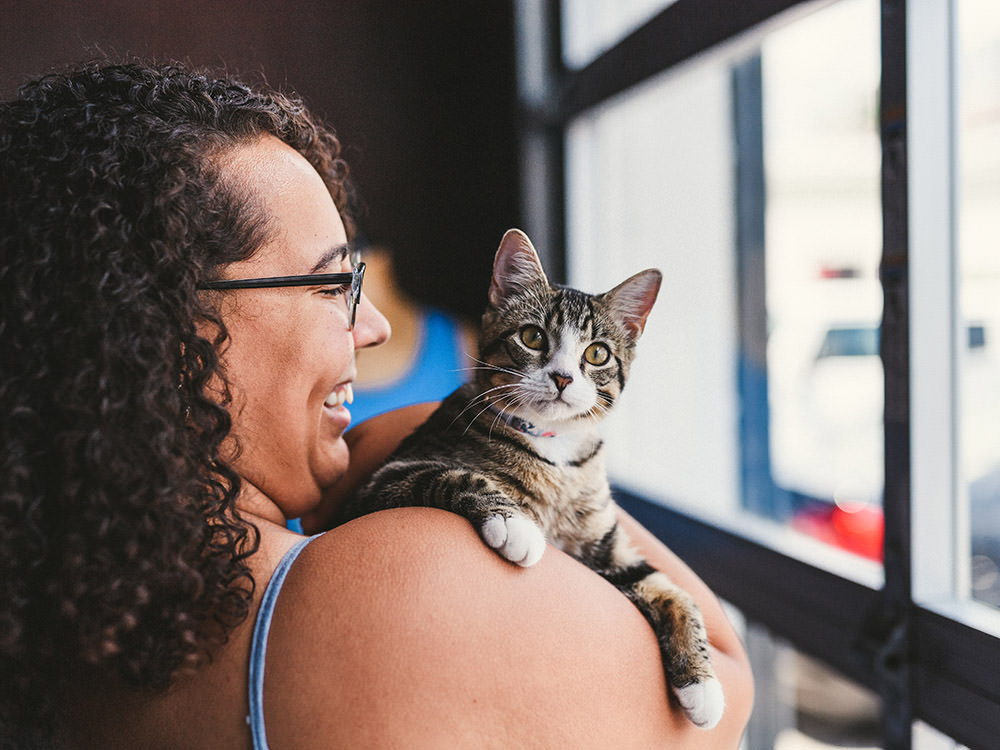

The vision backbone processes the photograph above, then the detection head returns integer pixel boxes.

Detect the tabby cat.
[338,229,724,729]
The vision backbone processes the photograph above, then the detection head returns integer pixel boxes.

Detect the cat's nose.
[551,372,573,392]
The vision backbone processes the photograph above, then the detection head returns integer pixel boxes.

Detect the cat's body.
[338,230,723,729]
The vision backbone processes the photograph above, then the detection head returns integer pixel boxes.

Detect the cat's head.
[477,229,661,428]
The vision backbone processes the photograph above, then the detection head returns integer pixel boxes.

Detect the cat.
[337,229,724,729]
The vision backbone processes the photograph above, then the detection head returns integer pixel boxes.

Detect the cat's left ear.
[489,229,549,307]
[603,269,662,338]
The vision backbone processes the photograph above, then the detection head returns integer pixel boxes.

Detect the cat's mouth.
[525,393,592,423]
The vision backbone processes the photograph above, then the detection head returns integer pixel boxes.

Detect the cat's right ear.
[604,268,662,338]
[489,229,548,307]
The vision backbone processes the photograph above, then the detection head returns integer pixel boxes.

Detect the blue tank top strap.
[247,534,318,750]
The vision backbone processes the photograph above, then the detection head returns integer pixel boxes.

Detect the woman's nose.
[353,292,391,349]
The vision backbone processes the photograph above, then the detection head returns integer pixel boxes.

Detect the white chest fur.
[524,426,600,466]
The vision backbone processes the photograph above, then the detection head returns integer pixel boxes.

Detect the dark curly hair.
[0,61,352,736]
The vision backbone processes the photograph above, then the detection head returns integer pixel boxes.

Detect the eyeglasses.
[198,261,366,328]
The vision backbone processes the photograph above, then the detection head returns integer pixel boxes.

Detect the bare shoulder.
[263,508,748,749]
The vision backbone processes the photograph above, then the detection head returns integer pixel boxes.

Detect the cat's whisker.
[455,384,522,419]
[452,393,513,433]
[461,356,527,380]
[478,394,526,439]
[452,384,528,435]
[499,393,543,430]
[487,397,527,440]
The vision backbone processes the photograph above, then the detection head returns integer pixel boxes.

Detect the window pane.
[565,56,742,515]
[565,0,885,578]
[958,0,1000,609]
[744,623,881,749]
[763,0,884,561]
[561,0,675,69]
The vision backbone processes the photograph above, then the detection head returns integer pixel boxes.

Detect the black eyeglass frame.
[198,262,366,328]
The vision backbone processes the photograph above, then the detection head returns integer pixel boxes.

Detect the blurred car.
[768,278,884,512]
[767,277,1000,605]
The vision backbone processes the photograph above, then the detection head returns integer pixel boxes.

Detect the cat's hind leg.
[621,566,724,729]
[589,520,723,729]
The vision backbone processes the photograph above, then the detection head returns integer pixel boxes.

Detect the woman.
[0,61,752,748]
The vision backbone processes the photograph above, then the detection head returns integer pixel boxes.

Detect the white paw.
[479,515,546,567]
[674,678,724,730]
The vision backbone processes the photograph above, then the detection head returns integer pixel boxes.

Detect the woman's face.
[212,136,390,519]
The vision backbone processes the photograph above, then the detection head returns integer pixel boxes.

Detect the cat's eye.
[519,325,547,351]
[584,342,611,366]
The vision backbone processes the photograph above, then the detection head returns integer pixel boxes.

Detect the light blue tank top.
[247,535,318,749]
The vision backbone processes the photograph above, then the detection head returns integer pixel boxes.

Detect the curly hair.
[0,61,352,735]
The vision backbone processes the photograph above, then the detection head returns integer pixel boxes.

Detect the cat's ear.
[489,229,549,306]
[603,269,662,338]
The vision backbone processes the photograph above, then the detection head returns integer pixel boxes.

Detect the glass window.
[565,0,885,572]
[762,0,883,561]
[743,624,881,750]
[534,0,1000,745]
[566,55,741,515]
[561,0,676,69]
[958,0,1000,609]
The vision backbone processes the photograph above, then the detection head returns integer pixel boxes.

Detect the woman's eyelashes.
[320,283,350,298]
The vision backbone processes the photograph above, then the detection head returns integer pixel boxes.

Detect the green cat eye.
[584,342,611,366]
[520,325,546,351]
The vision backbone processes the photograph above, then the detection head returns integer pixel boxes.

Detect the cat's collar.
[484,401,558,438]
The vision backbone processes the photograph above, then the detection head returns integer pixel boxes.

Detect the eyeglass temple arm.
[197,270,358,290]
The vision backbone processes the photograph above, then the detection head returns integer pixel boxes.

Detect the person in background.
[347,241,475,425]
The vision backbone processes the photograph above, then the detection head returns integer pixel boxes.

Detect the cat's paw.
[480,515,546,567]
[674,678,724,730]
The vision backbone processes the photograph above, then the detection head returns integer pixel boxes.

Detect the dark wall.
[0,0,519,317]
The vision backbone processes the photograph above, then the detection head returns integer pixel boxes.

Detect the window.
[515,0,1000,747]
[958,0,1000,610]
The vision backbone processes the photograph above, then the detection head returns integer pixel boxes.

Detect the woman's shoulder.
[261,507,745,749]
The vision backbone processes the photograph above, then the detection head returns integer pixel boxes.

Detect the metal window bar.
[514,1,1000,748]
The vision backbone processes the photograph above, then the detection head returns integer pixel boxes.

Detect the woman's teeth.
[324,383,354,408]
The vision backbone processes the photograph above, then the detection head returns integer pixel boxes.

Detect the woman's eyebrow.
[310,243,351,274]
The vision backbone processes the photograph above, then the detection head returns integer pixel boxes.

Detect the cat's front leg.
[440,472,547,567]
[479,513,547,567]
[403,465,547,567]
[353,463,547,566]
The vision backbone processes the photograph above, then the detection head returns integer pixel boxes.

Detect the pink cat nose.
[551,372,573,392]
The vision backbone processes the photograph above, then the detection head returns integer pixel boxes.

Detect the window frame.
[513,1,1000,748]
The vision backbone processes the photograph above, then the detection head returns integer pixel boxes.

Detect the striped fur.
[339,230,723,729]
